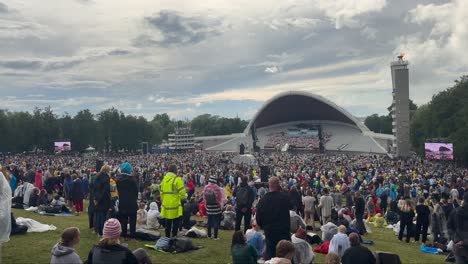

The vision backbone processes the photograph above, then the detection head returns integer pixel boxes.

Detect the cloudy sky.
[0,0,467,120]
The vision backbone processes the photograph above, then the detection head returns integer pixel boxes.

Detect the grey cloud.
[134,10,222,47]
[0,60,42,70]
[1,48,132,72]
[108,49,131,56]
[43,59,84,71]
[0,2,8,13]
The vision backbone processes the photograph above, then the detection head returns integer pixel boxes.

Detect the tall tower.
[390,54,410,157]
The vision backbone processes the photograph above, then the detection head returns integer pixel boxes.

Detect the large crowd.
[1,151,468,264]
[264,132,331,150]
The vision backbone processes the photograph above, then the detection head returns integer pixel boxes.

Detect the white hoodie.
[147,202,160,229]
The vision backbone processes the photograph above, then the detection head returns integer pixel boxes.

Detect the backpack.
[167,237,201,253]
[155,236,171,251]
[205,189,217,205]
[236,187,250,207]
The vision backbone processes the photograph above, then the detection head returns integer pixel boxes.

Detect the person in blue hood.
[116,162,139,239]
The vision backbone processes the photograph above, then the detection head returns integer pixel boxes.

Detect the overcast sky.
[0,0,466,120]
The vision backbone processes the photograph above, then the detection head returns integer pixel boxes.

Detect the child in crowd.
[50,227,82,264]
[221,205,236,230]
[231,230,258,264]
[265,240,296,264]
[146,202,160,229]
[137,202,148,227]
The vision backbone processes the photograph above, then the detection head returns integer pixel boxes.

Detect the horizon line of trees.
[2,75,467,162]
[0,108,248,153]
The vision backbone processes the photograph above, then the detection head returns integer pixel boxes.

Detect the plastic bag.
[0,171,12,243]
[447,240,454,252]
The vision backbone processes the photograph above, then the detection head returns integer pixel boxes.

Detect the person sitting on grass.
[50,227,82,264]
[341,233,375,264]
[265,240,296,264]
[146,202,161,229]
[86,218,153,264]
[231,230,258,264]
[328,225,350,257]
[137,202,148,227]
[221,205,236,230]
[325,252,341,264]
[291,227,314,264]
[246,221,264,257]
[28,187,40,207]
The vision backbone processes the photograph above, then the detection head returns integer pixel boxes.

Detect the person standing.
[302,190,316,229]
[257,177,291,260]
[319,189,334,225]
[414,197,430,244]
[233,176,255,233]
[160,164,186,238]
[187,177,195,201]
[70,174,84,215]
[431,203,446,243]
[398,199,415,243]
[203,176,225,240]
[354,191,366,235]
[448,192,468,264]
[34,169,43,191]
[93,165,111,236]
[116,162,139,239]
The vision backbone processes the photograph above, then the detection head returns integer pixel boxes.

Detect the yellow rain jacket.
[160,172,186,220]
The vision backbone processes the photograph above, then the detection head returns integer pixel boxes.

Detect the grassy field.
[3,207,445,264]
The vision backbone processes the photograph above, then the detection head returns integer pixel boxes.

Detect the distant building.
[194,91,392,154]
[168,127,195,151]
[390,54,410,157]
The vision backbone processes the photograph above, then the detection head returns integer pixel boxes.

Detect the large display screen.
[425,143,453,160]
[55,141,72,152]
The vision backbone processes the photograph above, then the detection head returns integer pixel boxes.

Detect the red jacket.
[188,180,195,191]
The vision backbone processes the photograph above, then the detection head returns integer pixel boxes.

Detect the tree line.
[2,76,467,162]
[0,108,248,153]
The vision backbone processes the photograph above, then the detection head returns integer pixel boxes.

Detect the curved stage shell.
[195,91,393,155]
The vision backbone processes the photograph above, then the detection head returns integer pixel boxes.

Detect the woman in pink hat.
[86,218,152,264]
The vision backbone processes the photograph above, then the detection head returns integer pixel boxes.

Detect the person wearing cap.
[203,175,225,240]
[291,227,314,264]
[448,192,468,264]
[116,162,139,239]
[86,218,152,264]
[160,164,186,238]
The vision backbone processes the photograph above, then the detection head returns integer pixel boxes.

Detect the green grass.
[3,207,445,264]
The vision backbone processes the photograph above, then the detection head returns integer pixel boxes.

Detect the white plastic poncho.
[0,171,12,243]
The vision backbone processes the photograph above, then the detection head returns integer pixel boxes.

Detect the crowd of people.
[1,151,468,264]
[264,132,331,150]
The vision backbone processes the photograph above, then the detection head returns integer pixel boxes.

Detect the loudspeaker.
[96,160,104,172]
[240,143,245,155]
[260,165,270,182]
